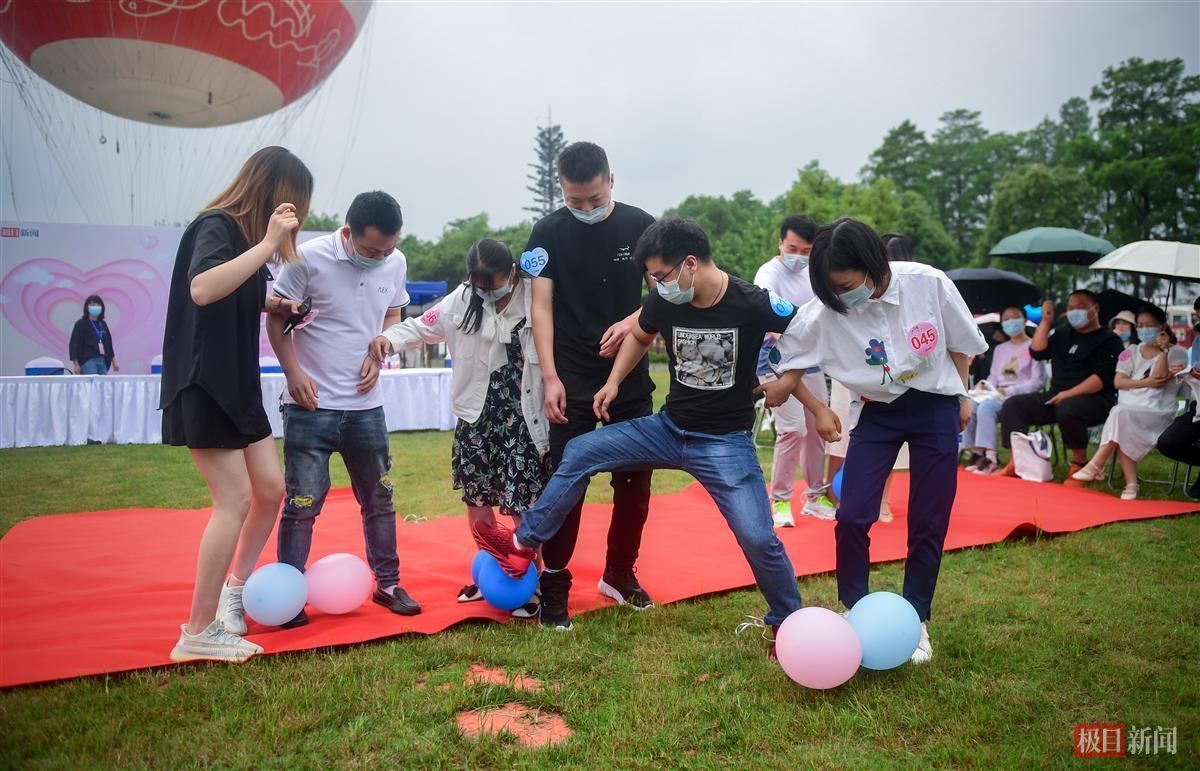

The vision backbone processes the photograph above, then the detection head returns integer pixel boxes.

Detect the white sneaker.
[771,500,795,528]
[910,622,932,664]
[218,577,247,635]
[802,496,837,521]
[170,619,263,663]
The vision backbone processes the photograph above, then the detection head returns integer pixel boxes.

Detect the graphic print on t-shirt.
[673,327,737,390]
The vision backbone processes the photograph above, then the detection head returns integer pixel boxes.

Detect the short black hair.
[779,214,818,243]
[346,191,403,236]
[1135,303,1167,326]
[634,217,712,267]
[808,218,890,314]
[557,141,610,184]
[1003,304,1028,320]
[881,232,915,262]
[1069,289,1099,306]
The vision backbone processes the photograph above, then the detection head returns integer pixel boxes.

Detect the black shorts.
[162,385,272,450]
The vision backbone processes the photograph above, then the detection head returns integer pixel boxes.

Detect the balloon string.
[735,615,773,641]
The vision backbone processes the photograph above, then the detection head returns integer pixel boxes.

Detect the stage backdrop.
[0,221,336,376]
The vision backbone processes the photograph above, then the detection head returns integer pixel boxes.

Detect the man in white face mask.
[266,191,422,627]
[523,141,658,631]
[753,215,834,526]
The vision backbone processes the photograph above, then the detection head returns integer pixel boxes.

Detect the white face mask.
[656,261,696,305]
[475,284,513,304]
[780,252,808,271]
[567,200,611,225]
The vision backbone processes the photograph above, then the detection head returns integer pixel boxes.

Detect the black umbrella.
[1096,289,1144,327]
[946,268,1041,315]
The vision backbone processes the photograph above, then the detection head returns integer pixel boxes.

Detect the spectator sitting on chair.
[1108,310,1136,348]
[997,290,1124,479]
[1069,306,1184,499]
[1155,296,1200,500]
[69,294,120,374]
[961,305,1046,475]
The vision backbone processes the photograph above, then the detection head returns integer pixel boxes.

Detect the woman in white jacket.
[370,239,548,614]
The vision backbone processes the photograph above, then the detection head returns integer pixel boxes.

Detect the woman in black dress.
[161,146,312,663]
[69,294,119,374]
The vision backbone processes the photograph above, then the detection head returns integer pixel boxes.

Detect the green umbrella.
[988,227,1115,265]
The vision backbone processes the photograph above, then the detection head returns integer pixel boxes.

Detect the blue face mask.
[838,280,873,309]
[475,285,513,304]
[349,252,385,271]
[656,262,695,305]
[1118,329,1132,342]
[781,252,808,271]
[567,201,611,225]
[87,305,102,317]
[1001,319,1026,337]
[1136,326,1160,344]
[1066,309,1091,329]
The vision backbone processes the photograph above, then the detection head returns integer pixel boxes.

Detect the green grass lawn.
[1,370,1197,766]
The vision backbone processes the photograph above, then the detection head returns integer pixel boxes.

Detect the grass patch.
[1,369,1197,765]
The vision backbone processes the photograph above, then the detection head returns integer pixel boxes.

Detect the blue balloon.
[242,562,308,627]
[471,551,490,585]
[832,468,844,500]
[1024,303,1042,324]
[476,552,539,611]
[846,591,922,670]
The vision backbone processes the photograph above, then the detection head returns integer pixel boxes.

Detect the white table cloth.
[0,369,455,448]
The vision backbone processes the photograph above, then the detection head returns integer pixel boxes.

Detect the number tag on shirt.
[908,321,939,357]
[768,291,794,317]
[520,247,549,277]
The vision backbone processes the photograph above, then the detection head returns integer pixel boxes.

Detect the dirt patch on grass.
[456,703,572,748]
[464,663,544,692]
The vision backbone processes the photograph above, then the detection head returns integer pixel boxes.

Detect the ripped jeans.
[278,405,399,588]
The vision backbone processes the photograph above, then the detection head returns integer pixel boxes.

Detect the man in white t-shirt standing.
[754,215,835,525]
[267,191,421,627]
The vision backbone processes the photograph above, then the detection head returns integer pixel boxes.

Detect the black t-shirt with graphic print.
[524,203,655,405]
[639,275,798,434]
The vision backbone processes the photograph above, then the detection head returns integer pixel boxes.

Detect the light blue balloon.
[476,552,539,611]
[242,562,308,627]
[832,468,844,500]
[471,551,490,585]
[846,591,921,670]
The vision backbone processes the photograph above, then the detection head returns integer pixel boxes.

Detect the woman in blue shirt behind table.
[762,218,988,664]
[69,295,119,374]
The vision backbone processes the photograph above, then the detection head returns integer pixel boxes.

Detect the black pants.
[543,394,653,573]
[999,391,1115,451]
[1157,403,1200,466]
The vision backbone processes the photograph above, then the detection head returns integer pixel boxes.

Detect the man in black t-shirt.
[999,290,1124,477]
[521,142,656,631]
[475,218,804,657]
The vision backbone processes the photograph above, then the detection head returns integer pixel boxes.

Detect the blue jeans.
[515,410,802,626]
[838,389,959,622]
[960,397,1005,451]
[81,357,108,375]
[278,406,399,588]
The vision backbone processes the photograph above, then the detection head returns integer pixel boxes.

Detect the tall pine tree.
[525,110,567,218]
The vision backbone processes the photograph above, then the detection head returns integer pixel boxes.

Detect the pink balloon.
[304,553,374,615]
[775,607,862,689]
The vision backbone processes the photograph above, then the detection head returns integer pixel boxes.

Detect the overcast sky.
[1,1,1197,239]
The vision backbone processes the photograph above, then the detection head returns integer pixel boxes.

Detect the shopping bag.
[1009,430,1054,482]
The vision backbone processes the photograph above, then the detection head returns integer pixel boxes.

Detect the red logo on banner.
[0,227,19,238]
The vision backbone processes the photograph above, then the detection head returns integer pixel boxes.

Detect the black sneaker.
[373,586,422,616]
[280,609,309,629]
[598,567,654,610]
[538,569,573,632]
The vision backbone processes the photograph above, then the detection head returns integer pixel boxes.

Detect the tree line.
[311,57,1198,303]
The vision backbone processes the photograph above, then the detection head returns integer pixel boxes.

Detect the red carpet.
[1,472,1195,687]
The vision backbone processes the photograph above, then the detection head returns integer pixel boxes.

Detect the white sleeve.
[775,301,822,372]
[391,251,410,308]
[271,257,309,300]
[382,291,453,350]
[938,272,988,356]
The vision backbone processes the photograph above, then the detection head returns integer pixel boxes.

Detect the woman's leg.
[228,435,286,584]
[186,448,254,634]
[467,505,496,527]
[1116,448,1139,491]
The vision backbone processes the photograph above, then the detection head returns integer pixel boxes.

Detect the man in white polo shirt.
[754,214,835,526]
[267,191,421,627]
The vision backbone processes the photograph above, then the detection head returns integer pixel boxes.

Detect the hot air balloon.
[0,0,372,127]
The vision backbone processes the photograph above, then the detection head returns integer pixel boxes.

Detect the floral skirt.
[451,362,548,517]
